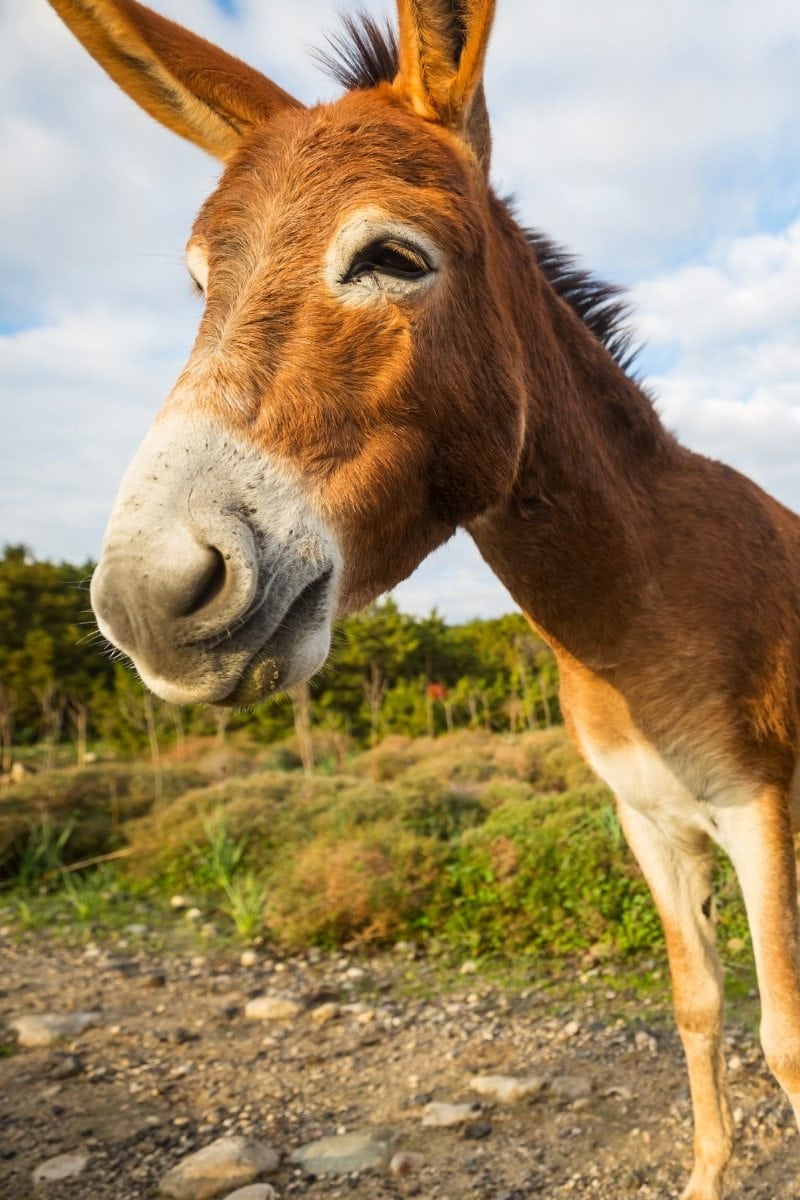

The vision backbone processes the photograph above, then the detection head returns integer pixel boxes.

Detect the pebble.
[48,1053,83,1080]
[32,1153,89,1184]
[463,1120,493,1139]
[221,1187,278,1200]
[469,1074,547,1104]
[309,1002,339,1025]
[389,1150,424,1177]
[10,1012,100,1047]
[142,972,167,989]
[290,1129,396,1175]
[459,960,478,975]
[159,1136,279,1200]
[244,996,301,1022]
[170,895,190,909]
[421,1101,479,1127]
[551,1076,593,1103]
[240,950,259,969]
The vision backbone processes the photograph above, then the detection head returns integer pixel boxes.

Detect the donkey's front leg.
[618,801,734,1200]
[720,788,800,1130]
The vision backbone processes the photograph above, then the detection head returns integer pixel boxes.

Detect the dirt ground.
[0,928,797,1200]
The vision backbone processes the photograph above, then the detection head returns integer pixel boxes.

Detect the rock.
[459,960,478,975]
[170,895,190,909]
[10,762,34,783]
[239,950,258,969]
[32,1153,89,1184]
[309,1002,339,1026]
[469,1074,546,1104]
[159,1137,279,1200]
[551,1075,593,1103]
[186,908,203,921]
[389,1151,424,1177]
[421,1101,479,1127]
[463,1121,493,1139]
[10,1012,100,1047]
[125,923,148,936]
[221,1188,277,1200]
[48,1053,83,1080]
[290,1129,395,1176]
[244,996,301,1022]
[142,972,167,989]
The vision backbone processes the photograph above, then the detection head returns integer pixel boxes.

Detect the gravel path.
[0,930,797,1199]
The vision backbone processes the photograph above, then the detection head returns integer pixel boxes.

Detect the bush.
[0,763,205,880]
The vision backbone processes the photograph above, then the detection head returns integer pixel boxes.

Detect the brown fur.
[46,2,800,1196]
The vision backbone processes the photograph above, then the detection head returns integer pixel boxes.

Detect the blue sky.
[2,0,799,619]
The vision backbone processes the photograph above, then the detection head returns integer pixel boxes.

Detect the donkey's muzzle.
[90,415,339,705]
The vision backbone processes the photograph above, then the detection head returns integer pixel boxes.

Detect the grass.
[0,728,757,965]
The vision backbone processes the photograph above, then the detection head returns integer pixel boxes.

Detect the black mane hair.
[526,232,638,373]
[315,12,639,375]
[313,13,398,92]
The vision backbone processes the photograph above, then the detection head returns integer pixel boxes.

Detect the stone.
[244,996,301,1022]
[421,1101,479,1128]
[469,1074,546,1105]
[389,1151,424,1177]
[459,960,478,975]
[309,1002,339,1026]
[159,1137,279,1200]
[290,1129,395,1176]
[142,972,167,989]
[221,1188,277,1200]
[239,950,258,969]
[11,1012,100,1047]
[32,1153,89,1184]
[463,1121,493,1140]
[551,1075,593,1103]
[49,1053,83,1080]
[170,895,190,909]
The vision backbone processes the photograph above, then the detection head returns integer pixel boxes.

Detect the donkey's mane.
[316,13,639,375]
[526,233,638,373]
[314,14,399,92]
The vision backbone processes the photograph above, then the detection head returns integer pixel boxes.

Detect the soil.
[0,929,797,1200]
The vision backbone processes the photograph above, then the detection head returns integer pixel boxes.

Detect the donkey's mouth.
[218,567,335,706]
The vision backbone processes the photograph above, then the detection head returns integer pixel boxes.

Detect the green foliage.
[2,729,755,965]
[14,811,76,887]
[0,763,206,880]
[432,787,665,957]
[0,549,562,758]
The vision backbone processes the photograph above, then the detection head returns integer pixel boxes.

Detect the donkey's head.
[53,0,528,704]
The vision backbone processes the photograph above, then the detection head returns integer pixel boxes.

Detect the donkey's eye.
[344,240,432,284]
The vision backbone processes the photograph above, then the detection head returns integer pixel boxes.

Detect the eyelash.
[343,240,432,284]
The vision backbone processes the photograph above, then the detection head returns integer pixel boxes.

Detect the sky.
[1,0,799,621]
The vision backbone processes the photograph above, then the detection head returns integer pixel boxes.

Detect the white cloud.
[634,217,800,510]
[2,0,799,619]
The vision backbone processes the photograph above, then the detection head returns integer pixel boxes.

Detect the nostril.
[180,546,227,618]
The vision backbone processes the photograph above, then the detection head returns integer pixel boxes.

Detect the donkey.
[47,1,800,1196]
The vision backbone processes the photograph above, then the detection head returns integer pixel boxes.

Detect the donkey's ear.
[394,0,495,168]
[47,0,303,161]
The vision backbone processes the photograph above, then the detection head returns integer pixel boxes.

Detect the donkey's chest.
[580,733,719,838]
[560,664,728,840]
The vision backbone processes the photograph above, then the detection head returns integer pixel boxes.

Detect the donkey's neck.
[469,225,680,668]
